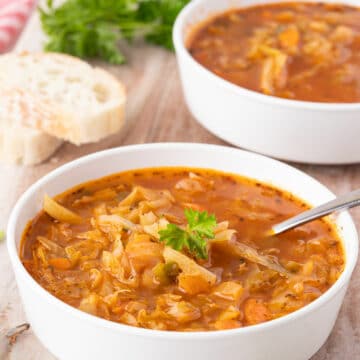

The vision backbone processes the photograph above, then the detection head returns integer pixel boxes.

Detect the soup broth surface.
[188,2,360,102]
[21,168,344,331]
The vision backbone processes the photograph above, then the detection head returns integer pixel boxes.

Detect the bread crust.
[0,88,62,165]
[0,53,127,164]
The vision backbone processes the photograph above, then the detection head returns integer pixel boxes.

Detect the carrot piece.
[178,273,211,295]
[261,10,272,19]
[278,26,300,48]
[244,298,271,325]
[213,319,242,330]
[49,257,72,270]
[181,202,206,212]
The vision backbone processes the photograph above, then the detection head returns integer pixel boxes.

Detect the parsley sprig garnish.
[159,209,217,259]
[40,0,190,64]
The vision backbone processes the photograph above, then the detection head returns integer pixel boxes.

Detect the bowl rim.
[173,0,360,111]
[7,143,359,340]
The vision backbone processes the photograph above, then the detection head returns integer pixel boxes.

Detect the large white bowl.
[173,0,360,164]
[7,143,358,360]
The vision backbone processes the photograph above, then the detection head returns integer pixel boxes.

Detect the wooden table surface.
[1,9,359,360]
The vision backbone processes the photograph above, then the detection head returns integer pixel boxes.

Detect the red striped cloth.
[0,0,36,53]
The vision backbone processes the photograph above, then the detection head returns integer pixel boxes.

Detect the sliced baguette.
[0,52,126,145]
[0,89,62,165]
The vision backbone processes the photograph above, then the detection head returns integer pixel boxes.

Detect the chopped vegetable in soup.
[21,168,344,331]
[187,2,360,102]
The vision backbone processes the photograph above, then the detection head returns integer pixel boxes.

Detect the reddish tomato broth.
[21,168,344,331]
[187,2,360,102]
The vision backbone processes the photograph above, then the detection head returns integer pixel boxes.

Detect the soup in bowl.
[173,0,360,164]
[21,168,344,331]
[7,143,358,360]
[187,2,360,103]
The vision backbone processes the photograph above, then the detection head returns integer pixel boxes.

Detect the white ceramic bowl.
[7,143,358,360]
[173,0,360,164]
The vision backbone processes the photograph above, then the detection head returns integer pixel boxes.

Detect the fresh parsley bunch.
[40,0,190,64]
[159,208,217,260]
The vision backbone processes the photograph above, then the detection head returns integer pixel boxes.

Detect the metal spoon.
[270,188,360,236]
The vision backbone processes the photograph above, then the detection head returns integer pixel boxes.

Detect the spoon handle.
[271,188,360,235]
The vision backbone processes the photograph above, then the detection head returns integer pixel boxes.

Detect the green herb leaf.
[137,0,190,50]
[39,0,190,64]
[185,208,216,239]
[158,223,189,251]
[159,209,217,259]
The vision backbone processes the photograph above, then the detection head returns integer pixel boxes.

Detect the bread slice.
[0,52,126,145]
[0,89,62,165]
